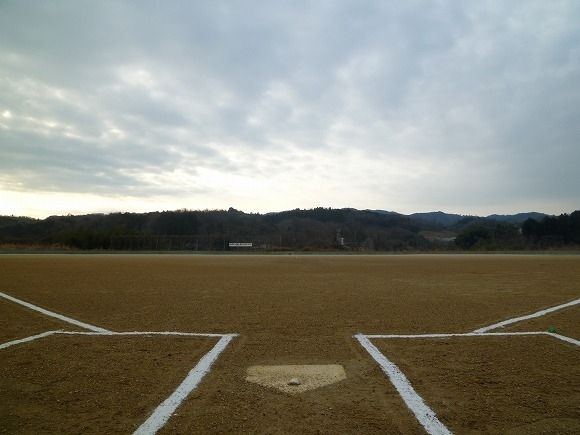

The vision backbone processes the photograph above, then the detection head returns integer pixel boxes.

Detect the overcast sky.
[1,1,579,219]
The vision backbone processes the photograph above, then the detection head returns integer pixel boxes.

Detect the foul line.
[356,331,579,435]
[0,291,110,333]
[473,298,580,333]
[0,330,61,350]
[1,290,239,434]
[133,333,238,435]
[1,330,239,434]
[56,331,227,338]
[550,332,580,347]
[356,298,580,434]
[364,331,543,339]
[362,331,580,347]
[355,334,452,435]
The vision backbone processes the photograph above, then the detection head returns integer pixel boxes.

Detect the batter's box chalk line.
[0,291,238,435]
[356,297,580,435]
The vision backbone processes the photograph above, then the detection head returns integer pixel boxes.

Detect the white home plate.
[245,365,347,394]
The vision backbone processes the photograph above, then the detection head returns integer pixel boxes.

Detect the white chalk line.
[355,334,452,435]
[0,328,239,434]
[0,330,239,349]
[133,333,238,435]
[473,297,580,333]
[357,298,580,434]
[549,332,580,347]
[364,331,580,347]
[364,331,544,339]
[356,331,579,435]
[0,330,62,350]
[1,290,238,434]
[4,291,576,432]
[0,291,110,333]
[56,331,227,338]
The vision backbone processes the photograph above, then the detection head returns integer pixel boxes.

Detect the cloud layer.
[1,1,579,218]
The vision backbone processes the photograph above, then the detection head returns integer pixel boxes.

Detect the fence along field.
[1,254,579,434]
[108,235,278,251]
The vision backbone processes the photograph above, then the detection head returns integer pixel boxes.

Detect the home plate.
[245,365,347,394]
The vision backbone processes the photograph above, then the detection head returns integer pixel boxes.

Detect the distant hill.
[405,211,550,229]
[408,211,465,227]
[486,212,549,224]
[0,208,575,251]
[0,215,38,228]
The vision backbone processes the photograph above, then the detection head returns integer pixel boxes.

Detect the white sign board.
[229,242,253,247]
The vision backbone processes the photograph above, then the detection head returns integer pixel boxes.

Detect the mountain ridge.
[1,207,574,251]
[405,211,549,228]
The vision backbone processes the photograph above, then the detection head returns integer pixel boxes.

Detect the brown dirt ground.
[374,335,580,434]
[0,254,579,434]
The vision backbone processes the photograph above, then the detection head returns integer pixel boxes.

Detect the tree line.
[521,211,580,247]
[452,211,580,250]
[0,208,578,251]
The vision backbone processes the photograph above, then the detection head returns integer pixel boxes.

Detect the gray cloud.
[1,0,579,217]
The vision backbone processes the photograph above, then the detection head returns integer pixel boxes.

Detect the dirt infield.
[1,254,579,434]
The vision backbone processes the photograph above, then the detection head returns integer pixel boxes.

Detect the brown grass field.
[1,254,579,434]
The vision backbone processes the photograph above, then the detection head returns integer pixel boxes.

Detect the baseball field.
[1,254,579,434]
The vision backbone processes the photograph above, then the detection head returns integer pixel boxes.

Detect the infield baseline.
[0,290,110,332]
[356,297,580,435]
[473,298,580,333]
[0,291,237,435]
[3,290,579,434]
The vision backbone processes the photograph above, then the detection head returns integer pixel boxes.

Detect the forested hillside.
[0,208,578,251]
